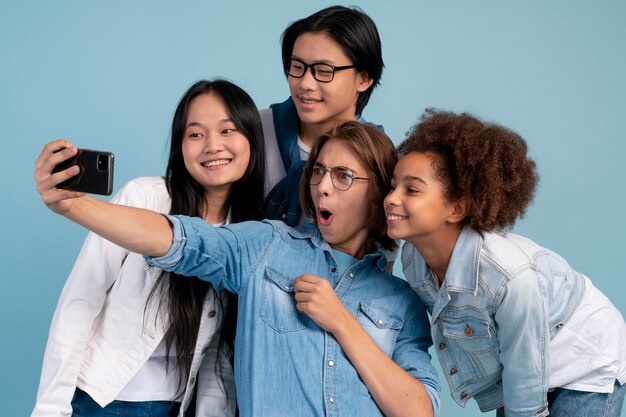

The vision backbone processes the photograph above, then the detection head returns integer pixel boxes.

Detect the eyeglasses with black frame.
[305,163,370,191]
[286,58,356,83]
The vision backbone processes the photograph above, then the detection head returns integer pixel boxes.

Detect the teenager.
[385,109,626,417]
[35,121,440,417]
[32,79,266,417]
[262,5,384,226]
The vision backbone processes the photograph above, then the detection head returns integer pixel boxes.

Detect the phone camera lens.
[97,154,109,171]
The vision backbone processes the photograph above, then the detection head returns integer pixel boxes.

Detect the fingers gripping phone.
[52,148,115,195]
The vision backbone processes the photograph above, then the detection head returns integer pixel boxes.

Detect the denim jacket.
[402,226,585,417]
[147,216,441,417]
[265,97,383,226]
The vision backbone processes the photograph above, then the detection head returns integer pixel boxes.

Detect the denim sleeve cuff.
[144,214,187,270]
[425,384,441,417]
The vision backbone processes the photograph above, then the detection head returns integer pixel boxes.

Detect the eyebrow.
[400,175,427,185]
[314,162,355,170]
[185,119,234,129]
[291,55,334,66]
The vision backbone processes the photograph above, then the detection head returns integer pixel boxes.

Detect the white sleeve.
[31,178,164,417]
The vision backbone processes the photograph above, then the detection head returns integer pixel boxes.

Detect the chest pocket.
[441,316,500,378]
[357,302,404,356]
[259,267,310,333]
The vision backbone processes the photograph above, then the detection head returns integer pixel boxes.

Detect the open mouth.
[318,209,333,225]
[202,159,231,168]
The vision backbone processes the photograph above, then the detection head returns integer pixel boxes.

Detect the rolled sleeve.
[146,215,275,294]
[393,294,441,416]
[145,214,187,270]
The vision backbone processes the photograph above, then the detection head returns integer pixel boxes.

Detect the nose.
[203,133,224,154]
[298,65,318,90]
[384,187,399,208]
[315,169,334,196]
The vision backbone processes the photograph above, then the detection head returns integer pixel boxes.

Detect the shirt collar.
[443,225,483,294]
[286,223,387,271]
[402,225,483,294]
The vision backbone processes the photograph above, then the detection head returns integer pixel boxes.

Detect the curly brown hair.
[397,109,538,231]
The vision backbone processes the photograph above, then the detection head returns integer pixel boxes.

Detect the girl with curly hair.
[385,109,625,417]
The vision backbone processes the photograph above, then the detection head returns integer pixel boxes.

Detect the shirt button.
[281,213,287,219]
[349,271,353,278]
[377,319,384,325]
[438,343,447,350]
[190,376,196,384]
[328,360,335,367]
[201,345,209,354]
[450,367,458,375]
[328,397,335,403]
[208,310,216,318]
[464,325,474,337]
[460,392,467,400]
[331,267,337,273]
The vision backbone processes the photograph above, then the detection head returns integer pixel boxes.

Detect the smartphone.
[52,148,115,195]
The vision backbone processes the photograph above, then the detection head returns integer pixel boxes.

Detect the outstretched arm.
[35,140,173,256]
[294,274,435,417]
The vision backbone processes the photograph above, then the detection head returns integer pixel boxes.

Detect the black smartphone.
[52,148,115,195]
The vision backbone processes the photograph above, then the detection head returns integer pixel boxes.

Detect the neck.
[298,115,358,149]
[201,189,230,224]
[407,225,462,286]
[329,229,371,260]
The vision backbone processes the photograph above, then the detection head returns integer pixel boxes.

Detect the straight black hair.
[281,5,384,116]
[150,79,266,400]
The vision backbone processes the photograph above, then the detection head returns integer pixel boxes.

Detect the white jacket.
[32,177,235,417]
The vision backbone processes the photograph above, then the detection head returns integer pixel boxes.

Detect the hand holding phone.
[52,148,115,195]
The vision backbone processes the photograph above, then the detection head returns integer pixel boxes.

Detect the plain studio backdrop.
[1,1,624,416]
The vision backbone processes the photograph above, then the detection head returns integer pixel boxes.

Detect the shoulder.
[357,114,385,133]
[480,231,546,273]
[111,176,170,212]
[259,107,276,140]
[259,107,273,120]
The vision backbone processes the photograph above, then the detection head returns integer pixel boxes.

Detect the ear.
[356,71,374,93]
[446,197,469,225]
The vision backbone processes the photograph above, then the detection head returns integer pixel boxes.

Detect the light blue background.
[1,1,624,416]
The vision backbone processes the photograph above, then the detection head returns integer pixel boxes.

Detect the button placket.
[323,332,339,416]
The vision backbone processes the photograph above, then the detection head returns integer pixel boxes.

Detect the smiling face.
[289,32,373,140]
[385,152,464,247]
[310,138,371,258]
[182,92,251,198]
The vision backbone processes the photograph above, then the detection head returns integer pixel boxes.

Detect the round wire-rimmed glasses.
[305,163,370,191]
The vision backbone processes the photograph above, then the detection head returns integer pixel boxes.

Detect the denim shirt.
[402,226,585,417]
[147,216,441,417]
[265,97,383,226]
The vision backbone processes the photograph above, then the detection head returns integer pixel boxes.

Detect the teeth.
[387,215,407,221]
[301,98,320,104]
[203,159,230,168]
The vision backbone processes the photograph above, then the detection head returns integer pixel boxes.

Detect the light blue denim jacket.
[147,215,441,417]
[402,226,585,417]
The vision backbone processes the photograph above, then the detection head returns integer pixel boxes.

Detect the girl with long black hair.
[32,79,265,417]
